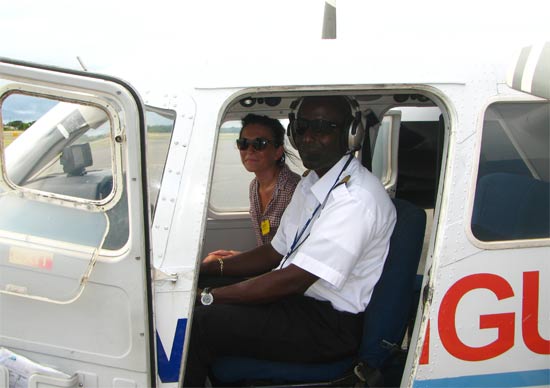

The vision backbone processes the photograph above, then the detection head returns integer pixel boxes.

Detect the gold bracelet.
[217,257,224,277]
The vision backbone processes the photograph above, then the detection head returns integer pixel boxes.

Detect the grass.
[3,131,23,147]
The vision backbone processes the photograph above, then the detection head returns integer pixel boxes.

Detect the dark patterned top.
[249,164,301,246]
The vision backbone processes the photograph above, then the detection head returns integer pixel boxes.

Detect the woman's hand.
[203,249,240,263]
[210,249,240,257]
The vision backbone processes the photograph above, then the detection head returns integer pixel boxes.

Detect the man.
[183,96,396,386]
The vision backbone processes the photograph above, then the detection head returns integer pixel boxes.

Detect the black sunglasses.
[292,118,340,136]
[236,137,276,151]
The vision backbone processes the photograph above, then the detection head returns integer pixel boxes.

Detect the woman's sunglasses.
[236,137,276,151]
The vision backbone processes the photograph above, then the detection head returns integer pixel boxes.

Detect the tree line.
[3,122,173,132]
[3,120,35,130]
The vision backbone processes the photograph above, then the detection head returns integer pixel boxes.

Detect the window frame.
[144,104,177,217]
[467,95,550,249]
[0,84,124,212]
[372,110,401,195]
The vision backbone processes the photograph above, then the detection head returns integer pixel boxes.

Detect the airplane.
[0,2,549,387]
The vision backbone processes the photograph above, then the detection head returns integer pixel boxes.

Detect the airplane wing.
[507,41,550,99]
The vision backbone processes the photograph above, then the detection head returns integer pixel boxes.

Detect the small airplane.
[0,2,548,387]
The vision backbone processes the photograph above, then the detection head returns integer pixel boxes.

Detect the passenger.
[204,114,300,261]
[183,96,396,387]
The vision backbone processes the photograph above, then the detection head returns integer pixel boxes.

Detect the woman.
[206,113,300,261]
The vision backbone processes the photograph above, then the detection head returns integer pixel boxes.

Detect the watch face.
[201,291,213,306]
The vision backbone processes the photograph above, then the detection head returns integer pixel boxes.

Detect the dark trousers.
[182,294,363,387]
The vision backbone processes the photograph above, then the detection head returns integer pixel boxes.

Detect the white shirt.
[271,155,396,314]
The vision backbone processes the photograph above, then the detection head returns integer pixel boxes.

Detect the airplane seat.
[210,198,427,387]
[472,173,550,241]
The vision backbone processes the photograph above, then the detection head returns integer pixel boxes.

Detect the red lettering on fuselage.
[420,321,430,365]
[522,271,550,354]
[438,273,515,361]
[419,271,547,365]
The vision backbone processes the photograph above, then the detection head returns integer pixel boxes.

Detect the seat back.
[472,173,550,241]
[359,198,426,368]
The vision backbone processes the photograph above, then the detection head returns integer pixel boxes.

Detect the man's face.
[294,97,349,177]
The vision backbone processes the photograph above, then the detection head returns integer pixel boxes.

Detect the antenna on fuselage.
[322,0,336,39]
[76,56,88,72]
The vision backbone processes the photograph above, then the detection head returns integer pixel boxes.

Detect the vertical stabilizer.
[322,0,336,39]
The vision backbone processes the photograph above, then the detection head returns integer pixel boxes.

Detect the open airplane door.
[0,60,155,388]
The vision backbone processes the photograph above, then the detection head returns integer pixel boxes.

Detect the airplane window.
[0,92,131,251]
[1,93,114,201]
[145,106,175,216]
[472,101,550,242]
[210,120,256,212]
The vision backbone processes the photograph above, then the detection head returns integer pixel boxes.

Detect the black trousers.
[182,294,363,387]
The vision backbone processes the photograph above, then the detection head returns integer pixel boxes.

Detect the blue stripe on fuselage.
[414,369,550,387]
[157,318,187,383]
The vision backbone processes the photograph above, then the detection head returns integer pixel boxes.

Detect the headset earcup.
[347,111,364,151]
[348,116,364,151]
[287,112,298,149]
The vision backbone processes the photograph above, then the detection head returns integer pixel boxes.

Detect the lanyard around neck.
[278,154,354,269]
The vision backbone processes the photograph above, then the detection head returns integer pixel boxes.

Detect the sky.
[1,1,322,70]
[1,0,549,86]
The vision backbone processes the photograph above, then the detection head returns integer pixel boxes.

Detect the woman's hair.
[240,113,295,166]
[240,114,285,146]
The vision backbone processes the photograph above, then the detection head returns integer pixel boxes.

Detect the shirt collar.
[304,154,354,203]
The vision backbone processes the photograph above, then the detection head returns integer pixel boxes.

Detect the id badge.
[261,219,271,236]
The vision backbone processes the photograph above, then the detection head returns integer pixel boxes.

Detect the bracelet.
[217,257,224,277]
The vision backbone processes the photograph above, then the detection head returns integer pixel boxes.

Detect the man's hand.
[208,264,319,305]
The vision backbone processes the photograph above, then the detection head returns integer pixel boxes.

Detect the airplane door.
[0,60,155,388]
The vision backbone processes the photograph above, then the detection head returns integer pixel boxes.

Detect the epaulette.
[334,175,351,188]
[302,170,311,177]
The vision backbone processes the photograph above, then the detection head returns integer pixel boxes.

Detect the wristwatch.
[200,287,214,306]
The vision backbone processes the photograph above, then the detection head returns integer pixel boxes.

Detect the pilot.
[183,96,396,387]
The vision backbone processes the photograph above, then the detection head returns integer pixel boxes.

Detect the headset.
[287,96,365,152]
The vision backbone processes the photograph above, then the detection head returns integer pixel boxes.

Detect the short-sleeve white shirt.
[271,155,396,314]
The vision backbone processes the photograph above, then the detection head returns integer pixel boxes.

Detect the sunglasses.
[236,137,276,151]
[291,118,340,136]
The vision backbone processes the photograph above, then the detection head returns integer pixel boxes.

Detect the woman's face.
[238,123,284,174]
